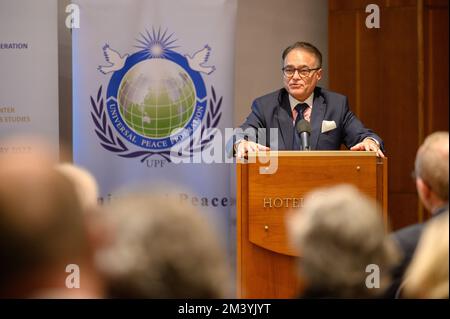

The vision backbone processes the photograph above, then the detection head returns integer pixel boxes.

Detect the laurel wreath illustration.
[90,86,222,163]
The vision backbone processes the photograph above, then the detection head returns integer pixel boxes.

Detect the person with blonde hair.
[402,212,449,299]
[287,184,399,298]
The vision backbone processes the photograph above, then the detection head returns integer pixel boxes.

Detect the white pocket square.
[321,120,337,133]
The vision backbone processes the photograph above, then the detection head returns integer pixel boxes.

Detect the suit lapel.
[276,90,294,150]
[310,89,326,149]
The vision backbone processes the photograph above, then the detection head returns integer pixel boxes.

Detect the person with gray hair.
[287,184,399,298]
[95,191,232,298]
[388,131,449,297]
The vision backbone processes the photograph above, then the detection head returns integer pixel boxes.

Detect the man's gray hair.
[96,191,231,298]
[415,131,449,201]
[288,184,399,298]
[282,41,322,68]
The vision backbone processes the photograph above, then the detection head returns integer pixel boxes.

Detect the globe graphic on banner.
[118,59,196,139]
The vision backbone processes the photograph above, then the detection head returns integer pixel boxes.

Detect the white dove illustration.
[98,44,129,74]
[185,45,216,75]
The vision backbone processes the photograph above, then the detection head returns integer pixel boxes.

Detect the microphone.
[296,119,311,150]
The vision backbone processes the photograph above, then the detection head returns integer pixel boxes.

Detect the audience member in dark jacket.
[387,132,449,298]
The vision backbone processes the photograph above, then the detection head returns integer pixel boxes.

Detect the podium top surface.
[246,150,378,157]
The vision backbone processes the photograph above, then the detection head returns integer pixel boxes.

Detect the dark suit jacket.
[385,204,449,298]
[234,87,383,151]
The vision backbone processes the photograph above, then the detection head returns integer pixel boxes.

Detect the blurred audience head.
[55,163,99,213]
[414,131,449,213]
[403,212,449,299]
[0,136,101,298]
[96,190,231,298]
[288,184,400,298]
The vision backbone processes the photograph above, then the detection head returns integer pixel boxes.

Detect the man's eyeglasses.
[282,66,321,78]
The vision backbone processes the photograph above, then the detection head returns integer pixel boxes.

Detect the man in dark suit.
[387,131,449,297]
[233,42,385,158]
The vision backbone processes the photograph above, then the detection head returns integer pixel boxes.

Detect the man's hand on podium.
[350,138,386,158]
[235,140,270,159]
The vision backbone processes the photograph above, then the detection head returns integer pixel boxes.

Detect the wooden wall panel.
[329,11,357,108]
[380,7,419,194]
[358,11,382,132]
[330,0,417,11]
[424,5,449,135]
[329,0,448,230]
[389,193,420,229]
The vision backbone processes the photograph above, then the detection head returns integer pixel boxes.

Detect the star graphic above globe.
[135,27,179,59]
[150,43,163,57]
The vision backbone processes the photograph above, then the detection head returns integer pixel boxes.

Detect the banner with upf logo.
[72,0,237,247]
[0,0,59,158]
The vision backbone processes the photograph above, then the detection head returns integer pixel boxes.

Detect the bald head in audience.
[414,131,449,214]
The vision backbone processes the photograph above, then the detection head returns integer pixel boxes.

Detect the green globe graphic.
[118,58,196,139]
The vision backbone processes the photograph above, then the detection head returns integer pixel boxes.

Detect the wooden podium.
[236,151,388,298]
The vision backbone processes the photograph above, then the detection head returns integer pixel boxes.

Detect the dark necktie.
[293,103,309,149]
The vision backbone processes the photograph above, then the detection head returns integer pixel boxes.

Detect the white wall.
[234,0,328,125]
[0,0,59,158]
